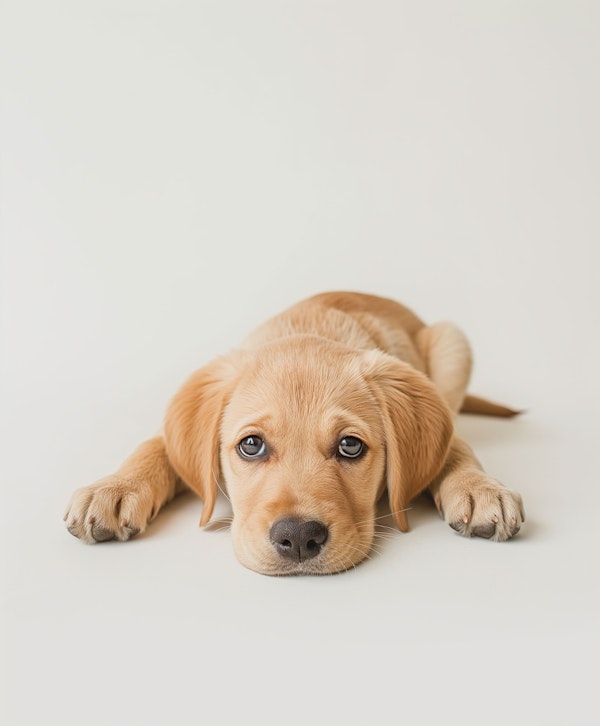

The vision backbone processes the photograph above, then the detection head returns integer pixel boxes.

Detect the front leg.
[64,436,184,543]
[429,436,524,541]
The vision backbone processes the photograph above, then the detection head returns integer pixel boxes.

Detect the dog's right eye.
[237,436,267,459]
[338,435,365,459]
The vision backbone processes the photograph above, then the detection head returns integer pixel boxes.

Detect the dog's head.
[164,337,453,575]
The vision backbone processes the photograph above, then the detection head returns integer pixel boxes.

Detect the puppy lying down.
[65,291,524,575]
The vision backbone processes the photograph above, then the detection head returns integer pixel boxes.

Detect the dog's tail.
[460,394,522,418]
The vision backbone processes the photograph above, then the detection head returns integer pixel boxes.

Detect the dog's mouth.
[234,517,375,576]
[259,559,351,577]
[253,551,368,576]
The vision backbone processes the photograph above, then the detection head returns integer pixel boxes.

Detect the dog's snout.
[270,518,328,562]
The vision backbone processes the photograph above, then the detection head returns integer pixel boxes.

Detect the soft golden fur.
[65,291,524,575]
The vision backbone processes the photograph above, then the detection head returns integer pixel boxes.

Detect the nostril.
[270,518,329,562]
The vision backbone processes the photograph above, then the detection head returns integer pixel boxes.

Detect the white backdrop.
[1,2,599,725]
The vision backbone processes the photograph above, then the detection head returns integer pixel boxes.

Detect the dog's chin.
[234,540,374,576]
[239,557,358,577]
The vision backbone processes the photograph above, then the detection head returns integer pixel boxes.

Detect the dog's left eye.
[237,436,267,459]
[338,436,365,459]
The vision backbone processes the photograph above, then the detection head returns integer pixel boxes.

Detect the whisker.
[373,524,398,533]
[354,522,398,538]
[327,553,352,574]
[370,536,391,550]
[334,556,352,574]
[351,522,398,547]
[346,544,373,562]
[355,507,412,526]
[342,554,357,572]
[378,506,413,521]
[203,517,233,532]
[372,533,396,543]
[213,470,232,505]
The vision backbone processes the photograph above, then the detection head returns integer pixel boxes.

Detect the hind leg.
[416,321,472,413]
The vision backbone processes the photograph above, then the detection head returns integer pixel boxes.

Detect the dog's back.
[242,290,428,374]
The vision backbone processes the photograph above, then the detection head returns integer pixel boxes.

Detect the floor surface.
[2,3,599,725]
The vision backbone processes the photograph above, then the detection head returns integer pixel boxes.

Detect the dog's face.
[165,337,453,575]
[220,338,387,574]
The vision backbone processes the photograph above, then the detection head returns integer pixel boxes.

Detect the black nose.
[270,518,329,562]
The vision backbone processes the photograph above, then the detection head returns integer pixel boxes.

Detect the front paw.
[440,472,525,541]
[64,476,153,543]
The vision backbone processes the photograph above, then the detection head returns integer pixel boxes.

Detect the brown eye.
[338,436,365,459]
[238,436,267,459]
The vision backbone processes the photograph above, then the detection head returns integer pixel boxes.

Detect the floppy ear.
[164,354,240,526]
[363,350,454,532]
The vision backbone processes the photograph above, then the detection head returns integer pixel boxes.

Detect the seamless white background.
[1,2,599,725]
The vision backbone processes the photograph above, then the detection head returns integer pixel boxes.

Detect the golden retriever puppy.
[64,292,524,575]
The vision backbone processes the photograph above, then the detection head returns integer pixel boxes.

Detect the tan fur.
[65,291,524,574]
[460,394,522,417]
